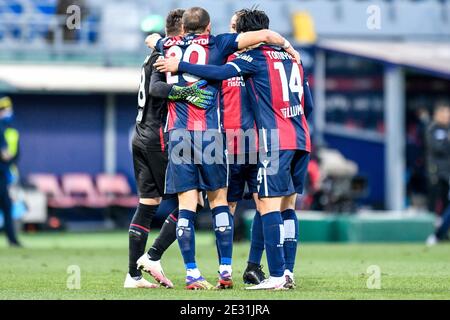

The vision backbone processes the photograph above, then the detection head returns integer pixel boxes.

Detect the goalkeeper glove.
[168,80,214,109]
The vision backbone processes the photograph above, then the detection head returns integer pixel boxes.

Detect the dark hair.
[166,8,185,36]
[182,7,210,34]
[235,7,269,33]
[434,99,450,113]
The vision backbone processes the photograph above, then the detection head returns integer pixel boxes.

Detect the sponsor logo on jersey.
[237,54,253,63]
[226,76,245,87]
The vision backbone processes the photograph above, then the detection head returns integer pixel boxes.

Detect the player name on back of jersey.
[281,104,304,119]
[265,50,293,61]
[163,36,209,48]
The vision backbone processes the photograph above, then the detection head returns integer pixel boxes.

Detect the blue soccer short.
[257,150,310,198]
[227,152,259,202]
[165,129,229,194]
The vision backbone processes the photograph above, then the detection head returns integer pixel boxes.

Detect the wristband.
[283,39,291,49]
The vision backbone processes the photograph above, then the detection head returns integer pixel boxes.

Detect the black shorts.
[132,142,173,199]
[227,153,259,203]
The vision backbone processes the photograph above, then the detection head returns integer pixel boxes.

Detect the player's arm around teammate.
[156,9,313,290]
[145,22,300,63]
[125,9,214,290]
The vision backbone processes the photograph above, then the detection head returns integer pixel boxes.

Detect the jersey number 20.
[165,44,207,84]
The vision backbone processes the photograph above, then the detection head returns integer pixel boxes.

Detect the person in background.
[0,96,21,247]
[406,107,429,208]
[425,100,450,245]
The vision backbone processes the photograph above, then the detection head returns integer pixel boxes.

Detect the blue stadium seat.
[35,0,56,15]
[7,1,23,14]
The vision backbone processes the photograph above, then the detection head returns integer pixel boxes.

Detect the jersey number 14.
[273,62,303,102]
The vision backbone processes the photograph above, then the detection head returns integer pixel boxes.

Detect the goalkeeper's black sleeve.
[149,68,173,99]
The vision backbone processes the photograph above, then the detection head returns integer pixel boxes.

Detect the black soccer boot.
[243,263,266,285]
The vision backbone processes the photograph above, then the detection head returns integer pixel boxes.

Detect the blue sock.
[281,209,298,273]
[248,211,264,265]
[212,205,234,266]
[176,209,197,270]
[261,211,285,277]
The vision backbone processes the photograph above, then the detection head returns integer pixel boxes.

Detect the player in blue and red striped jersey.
[124,9,216,290]
[146,6,299,290]
[221,12,266,286]
[154,8,313,290]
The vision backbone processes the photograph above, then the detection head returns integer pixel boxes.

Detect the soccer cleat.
[185,276,215,290]
[245,276,288,290]
[243,264,266,285]
[426,234,438,246]
[137,254,174,288]
[283,270,296,289]
[123,273,159,289]
[216,271,233,289]
[9,241,23,248]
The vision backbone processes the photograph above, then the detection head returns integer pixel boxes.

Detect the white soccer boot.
[137,254,174,288]
[426,234,438,246]
[123,273,159,288]
[283,270,296,289]
[245,276,288,290]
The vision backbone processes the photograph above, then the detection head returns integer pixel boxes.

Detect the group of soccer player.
[124,6,313,291]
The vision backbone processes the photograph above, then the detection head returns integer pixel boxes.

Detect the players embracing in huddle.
[126,6,313,291]
[124,9,214,289]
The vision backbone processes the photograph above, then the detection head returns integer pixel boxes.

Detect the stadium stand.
[28,173,76,209]
[61,173,109,208]
[1,0,449,65]
[96,174,138,208]
[29,173,138,210]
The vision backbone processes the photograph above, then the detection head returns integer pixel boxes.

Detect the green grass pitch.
[0,231,449,299]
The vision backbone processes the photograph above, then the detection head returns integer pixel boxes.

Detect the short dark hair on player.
[182,7,210,34]
[166,8,185,36]
[435,98,450,109]
[235,7,270,33]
